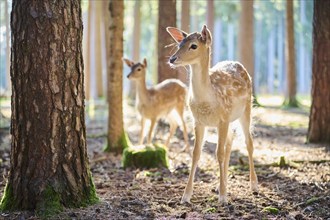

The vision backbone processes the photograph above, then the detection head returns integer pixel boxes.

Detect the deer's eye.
[190,44,198,50]
[137,68,141,71]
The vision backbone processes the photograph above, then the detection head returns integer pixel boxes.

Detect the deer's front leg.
[147,118,157,144]
[181,124,205,203]
[139,117,145,145]
[217,121,229,204]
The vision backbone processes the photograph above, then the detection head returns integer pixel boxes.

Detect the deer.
[123,58,189,152]
[166,25,258,204]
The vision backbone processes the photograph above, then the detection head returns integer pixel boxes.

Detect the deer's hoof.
[219,195,228,205]
[250,181,258,192]
[181,193,192,204]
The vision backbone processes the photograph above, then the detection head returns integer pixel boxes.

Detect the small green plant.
[262,206,279,214]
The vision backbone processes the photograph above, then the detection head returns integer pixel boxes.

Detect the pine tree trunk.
[284,0,298,106]
[178,0,190,85]
[277,16,284,94]
[85,1,92,100]
[106,0,127,153]
[158,0,178,83]
[206,0,214,65]
[267,30,275,93]
[5,0,11,93]
[94,1,104,98]
[238,0,256,98]
[0,0,97,214]
[103,0,111,101]
[181,0,190,32]
[307,1,330,143]
[128,0,141,100]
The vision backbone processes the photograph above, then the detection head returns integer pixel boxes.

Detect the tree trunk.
[103,0,111,101]
[94,1,104,98]
[267,30,275,93]
[238,0,256,98]
[227,24,235,60]
[206,0,214,65]
[0,0,97,214]
[178,0,190,84]
[298,0,307,93]
[277,16,284,94]
[85,1,92,100]
[5,0,11,93]
[181,0,190,32]
[128,0,141,100]
[307,1,330,143]
[106,0,128,153]
[158,0,178,83]
[284,0,298,106]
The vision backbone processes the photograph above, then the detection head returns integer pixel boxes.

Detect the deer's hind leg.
[175,103,189,152]
[165,117,178,147]
[239,103,258,191]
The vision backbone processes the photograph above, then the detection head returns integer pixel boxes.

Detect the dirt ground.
[0,101,329,219]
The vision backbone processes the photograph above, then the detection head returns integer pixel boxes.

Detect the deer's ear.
[200,25,212,47]
[143,58,147,68]
[122,58,134,67]
[166,27,187,44]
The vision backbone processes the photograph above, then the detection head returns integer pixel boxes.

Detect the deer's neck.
[135,78,149,103]
[189,50,211,100]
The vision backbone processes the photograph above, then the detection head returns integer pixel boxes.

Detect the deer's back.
[137,79,187,119]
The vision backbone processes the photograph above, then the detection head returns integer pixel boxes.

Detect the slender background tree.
[106,0,129,153]
[0,0,97,215]
[128,0,141,100]
[238,0,258,103]
[157,0,178,82]
[308,0,330,143]
[284,0,298,106]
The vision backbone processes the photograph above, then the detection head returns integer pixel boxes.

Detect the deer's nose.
[169,56,177,64]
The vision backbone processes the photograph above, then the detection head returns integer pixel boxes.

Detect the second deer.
[167,25,258,204]
[123,58,189,152]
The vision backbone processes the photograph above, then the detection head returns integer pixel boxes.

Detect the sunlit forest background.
[0,0,313,105]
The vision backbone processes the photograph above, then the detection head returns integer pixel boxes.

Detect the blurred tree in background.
[308,0,330,143]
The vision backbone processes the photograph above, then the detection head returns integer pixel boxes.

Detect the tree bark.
[85,1,92,100]
[181,0,190,32]
[94,1,104,98]
[128,0,141,100]
[207,0,214,65]
[158,0,178,83]
[103,0,111,101]
[238,0,257,99]
[106,0,127,153]
[308,1,330,143]
[178,0,190,84]
[5,0,11,93]
[284,0,298,106]
[0,0,97,214]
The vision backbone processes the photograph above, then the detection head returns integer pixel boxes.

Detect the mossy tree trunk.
[284,0,298,107]
[307,1,330,143]
[105,0,128,153]
[157,0,178,83]
[0,0,97,214]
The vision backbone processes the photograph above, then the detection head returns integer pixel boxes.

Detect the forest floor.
[0,100,329,219]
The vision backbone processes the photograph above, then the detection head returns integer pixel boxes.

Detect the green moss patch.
[122,143,169,169]
[0,184,16,211]
[262,206,279,214]
[104,132,132,153]
[35,186,63,217]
